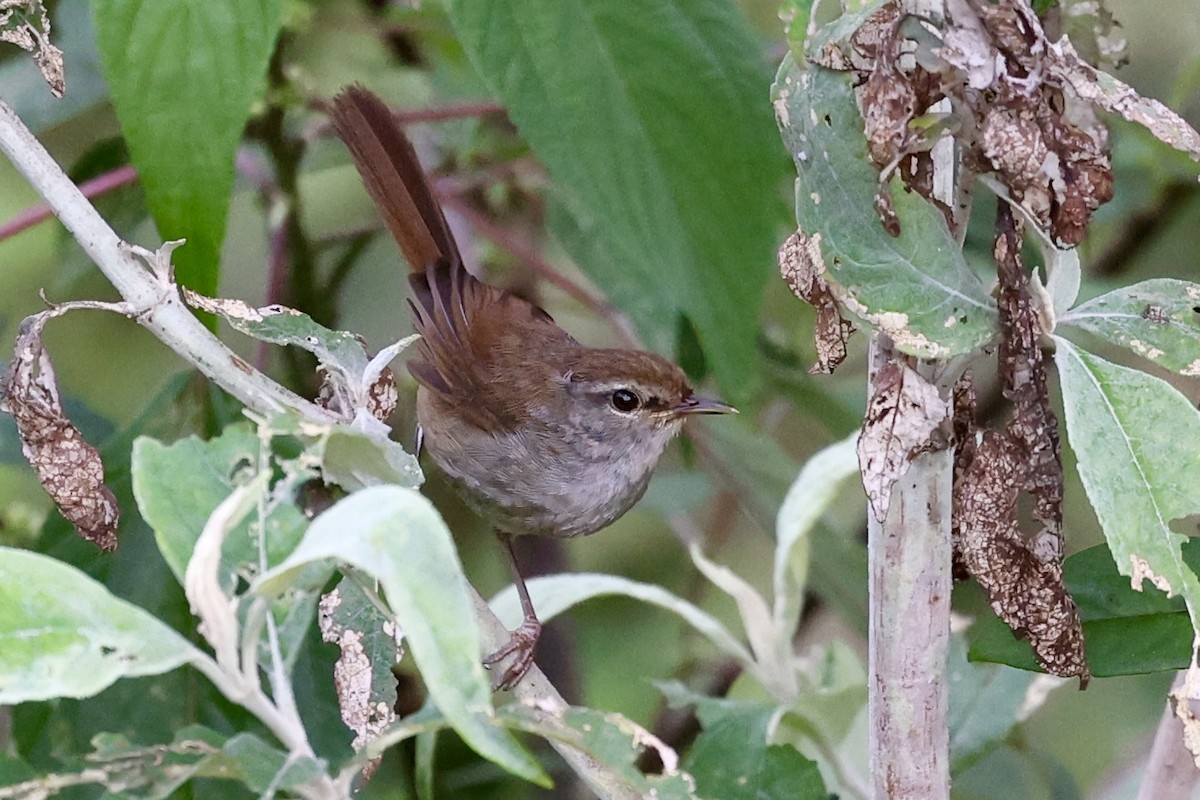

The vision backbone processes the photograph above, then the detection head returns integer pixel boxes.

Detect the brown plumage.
[330,86,734,688]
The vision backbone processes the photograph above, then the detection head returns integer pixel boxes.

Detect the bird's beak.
[673,394,738,416]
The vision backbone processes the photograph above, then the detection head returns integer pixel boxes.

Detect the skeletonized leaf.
[1,314,119,549]
[1060,279,1200,376]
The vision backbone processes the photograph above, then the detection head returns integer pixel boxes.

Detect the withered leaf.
[954,432,1088,684]
[319,584,405,780]
[1,315,119,549]
[778,230,856,374]
[858,360,951,522]
[0,0,64,97]
[940,0,1114,246]
[952,203,1087,684]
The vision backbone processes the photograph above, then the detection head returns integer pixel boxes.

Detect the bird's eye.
[610,389,641,413]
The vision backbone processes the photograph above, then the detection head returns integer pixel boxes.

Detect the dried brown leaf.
[954,432,1088,684]
[778,230,856,374]
[952,203,1086,683]
[995,205,1063,551]
[0,0,64,97]
[1,314,119,549]
[858,360,951,521]
[940,0,1114,247]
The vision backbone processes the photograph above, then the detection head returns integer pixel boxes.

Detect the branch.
[0,99,336,423]
[866,2,954,796]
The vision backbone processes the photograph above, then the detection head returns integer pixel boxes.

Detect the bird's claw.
[483,618,542,691]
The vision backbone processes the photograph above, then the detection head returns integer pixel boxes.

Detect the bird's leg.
[483,532,542,690]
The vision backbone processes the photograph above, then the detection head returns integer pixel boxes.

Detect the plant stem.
[0,99,336,423]
[865,345,953,800]
[867,2,954,795]
[1137,671,1200,800]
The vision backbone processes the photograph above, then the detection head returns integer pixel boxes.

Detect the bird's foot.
[483,618,542,691]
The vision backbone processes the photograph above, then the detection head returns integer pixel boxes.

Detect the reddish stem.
[0,164,139,241]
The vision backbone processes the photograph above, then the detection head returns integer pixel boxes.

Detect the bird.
[330,86,735,688]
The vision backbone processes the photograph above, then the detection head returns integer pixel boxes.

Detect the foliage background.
[0,0,1197,797]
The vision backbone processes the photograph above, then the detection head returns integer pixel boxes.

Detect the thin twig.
[0,100,334,421]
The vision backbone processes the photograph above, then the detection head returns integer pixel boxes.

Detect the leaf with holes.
[1060,279,1200,376]
[773,57,996,357]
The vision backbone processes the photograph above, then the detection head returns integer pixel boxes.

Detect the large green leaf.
[444,0,785,402]
[90,0,283,296]
[1054,338,1200,661]
[659,683,828,800]
[970,543,1197,677]
[0,548,197,703]
[255,486,547,786]
[1060,279,1200,375]
[773,56,997,357]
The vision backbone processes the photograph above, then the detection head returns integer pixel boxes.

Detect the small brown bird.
[331,86,735,688]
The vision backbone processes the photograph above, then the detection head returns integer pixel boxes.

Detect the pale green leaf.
[1054,337,1200,641]
[255,487,546,785]
[0,548,197,703]
[131,426,305,587]
[1060,279,1200,375]
[773,56,996,357]
[947,637,1040,772]
[489,572,754,669]
[773,433,861,635]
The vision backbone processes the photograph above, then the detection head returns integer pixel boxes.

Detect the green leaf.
[1060,279,1200,375]
[969,543,1196,676]
[0,548,197,703]
[1056,339,1200,662]
[499,704,704,799]
[90,0,283,295]
[255,486,547,786]
[132,425,308,587]
[947,637,1037,772]
[445,0,785,403]
[83,725,324,798]
[489,572,754,669]
[320,425,422,491]
[773,56,997,357]
[773,432,860,639]
[658,684,827,800]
